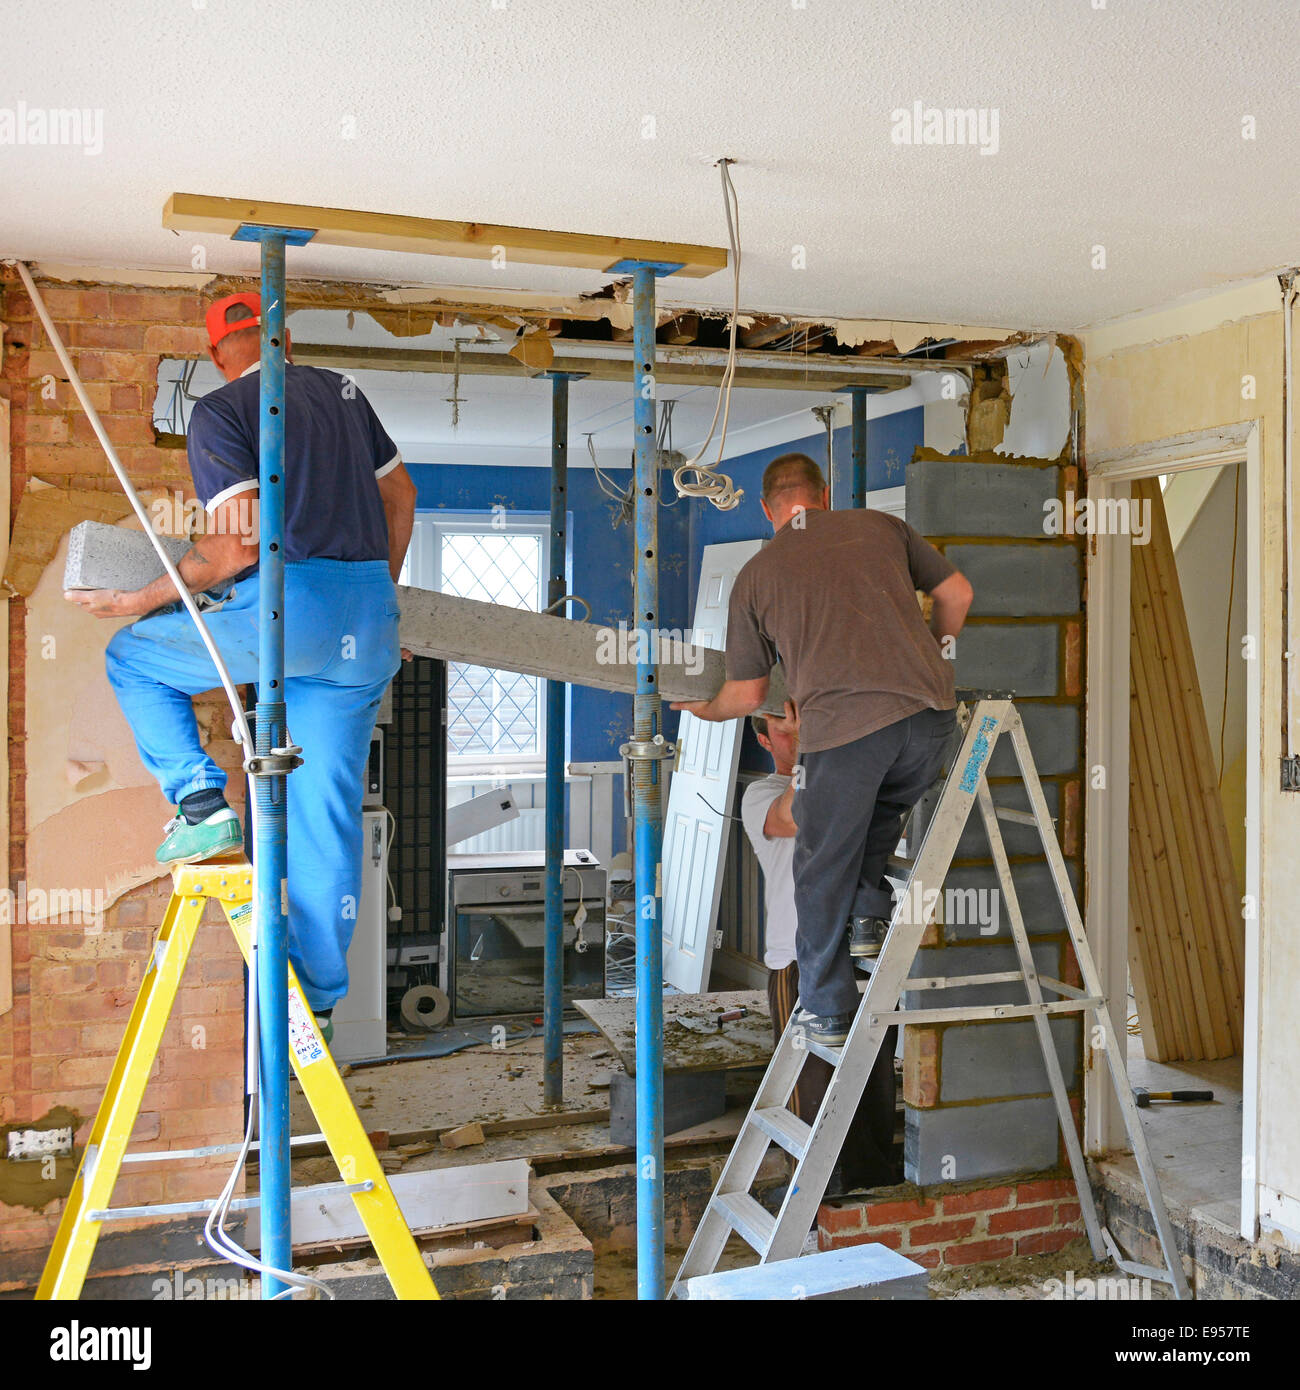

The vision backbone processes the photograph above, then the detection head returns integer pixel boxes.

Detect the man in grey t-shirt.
[673,453,972,1046]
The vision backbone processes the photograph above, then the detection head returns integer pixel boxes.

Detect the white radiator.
[457,807,546,854]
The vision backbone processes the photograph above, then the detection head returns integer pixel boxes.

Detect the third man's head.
[760,452,829,531]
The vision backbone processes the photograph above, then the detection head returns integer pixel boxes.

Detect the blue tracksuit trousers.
[105,558,400,1010]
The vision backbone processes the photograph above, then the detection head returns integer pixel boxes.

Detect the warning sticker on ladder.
[287,987,326,1068]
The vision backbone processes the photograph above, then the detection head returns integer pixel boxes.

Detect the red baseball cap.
[206,292,261,348]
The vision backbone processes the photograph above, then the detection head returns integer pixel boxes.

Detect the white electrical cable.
[12,260,331,1299]
[670,159,744,511]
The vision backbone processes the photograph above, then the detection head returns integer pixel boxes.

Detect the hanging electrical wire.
[670,158,744,511]
[655,397,682,508]
[587,431,634,528]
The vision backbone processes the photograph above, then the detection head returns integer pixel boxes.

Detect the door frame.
[1084,421,1262,1241]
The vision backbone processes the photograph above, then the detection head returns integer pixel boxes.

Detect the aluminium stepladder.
[38,860,437,1300]
[670,695,1192,1301]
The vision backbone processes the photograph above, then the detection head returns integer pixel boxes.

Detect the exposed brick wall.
[902,449,1086,1185]
[818,1176,1084,1270]
[0,275,245,1268]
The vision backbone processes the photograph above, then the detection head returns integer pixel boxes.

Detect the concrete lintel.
[396,586,790,715]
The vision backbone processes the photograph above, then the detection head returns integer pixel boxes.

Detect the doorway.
[1084,422,1262,1241]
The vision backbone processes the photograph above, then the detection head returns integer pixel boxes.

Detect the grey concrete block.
[914,777,1060,861]
[905,1096,1060,1183]
[940,860,1081,943]
[684,1244,929,1300]
[64,520,190,591]
[987,702,1079,776]
[938,1017,1081,1102]
[907,460,1059,538]
[953,624,1059,697]
[946,544,1080,617]
[903,941,1062,1010]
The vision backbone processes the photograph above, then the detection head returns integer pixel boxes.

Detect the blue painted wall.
[405,404,922,834]
[406,461,691,764]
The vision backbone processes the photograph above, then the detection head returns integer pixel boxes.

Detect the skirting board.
[397,586,790,716]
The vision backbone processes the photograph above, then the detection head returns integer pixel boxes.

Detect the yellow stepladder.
[37,860,437,1300]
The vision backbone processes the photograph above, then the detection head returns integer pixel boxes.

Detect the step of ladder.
[751,1106,811,1159]
[668,697,1193,1301]
[715,1190,776,1253]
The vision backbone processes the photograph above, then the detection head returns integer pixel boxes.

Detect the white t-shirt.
[741,773,798,971]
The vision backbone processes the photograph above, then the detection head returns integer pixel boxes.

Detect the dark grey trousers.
[792,706,957,1017]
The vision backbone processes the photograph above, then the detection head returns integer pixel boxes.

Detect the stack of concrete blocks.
[901,452,1086,1184]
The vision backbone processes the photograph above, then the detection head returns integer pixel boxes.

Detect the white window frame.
[402,510,552,776]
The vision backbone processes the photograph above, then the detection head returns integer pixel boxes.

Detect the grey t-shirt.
[725,508,957,753]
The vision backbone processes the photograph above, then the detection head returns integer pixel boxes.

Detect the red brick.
[865,1197,936,1225]
[818,1204,865,1234]
[26,1026,80,1057]
[112,291,202,323]
[71,412,157,448]
[13,414,69,445]
[1057,1201,1082,1224]
[22,444,111,475]
[909,1247,942,1269]
[909,1216,976,1246]
[1063,619,1082,698]
[131,1111,162,1142]
[47,991,126,1023]
[943,1238,1015,1266]
[70,321,147,351]
[38,287,113,319]
[903,1025,940,1108]
[940,1185,1014,1215]
[1016,1228,1078,1257]
[1062,778,1081,857]
[111,384,143,411]
[56,1054,115,1087]
[1017,1178,1075,1204]
[989,1203,1056,1235]
[143,324,209,354]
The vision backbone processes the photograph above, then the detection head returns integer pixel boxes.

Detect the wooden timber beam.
[163,193,728,278]
[292,341,911,394]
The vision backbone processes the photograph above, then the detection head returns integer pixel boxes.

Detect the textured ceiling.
[5,0,1300,331]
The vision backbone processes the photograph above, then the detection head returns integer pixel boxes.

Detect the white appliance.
[331,809,389,1062]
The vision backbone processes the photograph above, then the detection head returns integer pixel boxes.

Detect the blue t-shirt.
[186,364,400,573]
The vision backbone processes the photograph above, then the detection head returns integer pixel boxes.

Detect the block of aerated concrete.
[64,520,190,592]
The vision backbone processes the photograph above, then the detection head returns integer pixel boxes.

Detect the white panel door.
[661,539,765,993]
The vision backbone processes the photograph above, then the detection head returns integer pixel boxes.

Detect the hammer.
[1133,1086,1214,1108]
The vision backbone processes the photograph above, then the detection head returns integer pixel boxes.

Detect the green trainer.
[155,808,243,866]
[314,1012,334,1045]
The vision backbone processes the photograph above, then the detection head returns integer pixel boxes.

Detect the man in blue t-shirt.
[65,293,418,1033]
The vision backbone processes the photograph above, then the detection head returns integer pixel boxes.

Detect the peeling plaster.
[835,319,1018,354]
